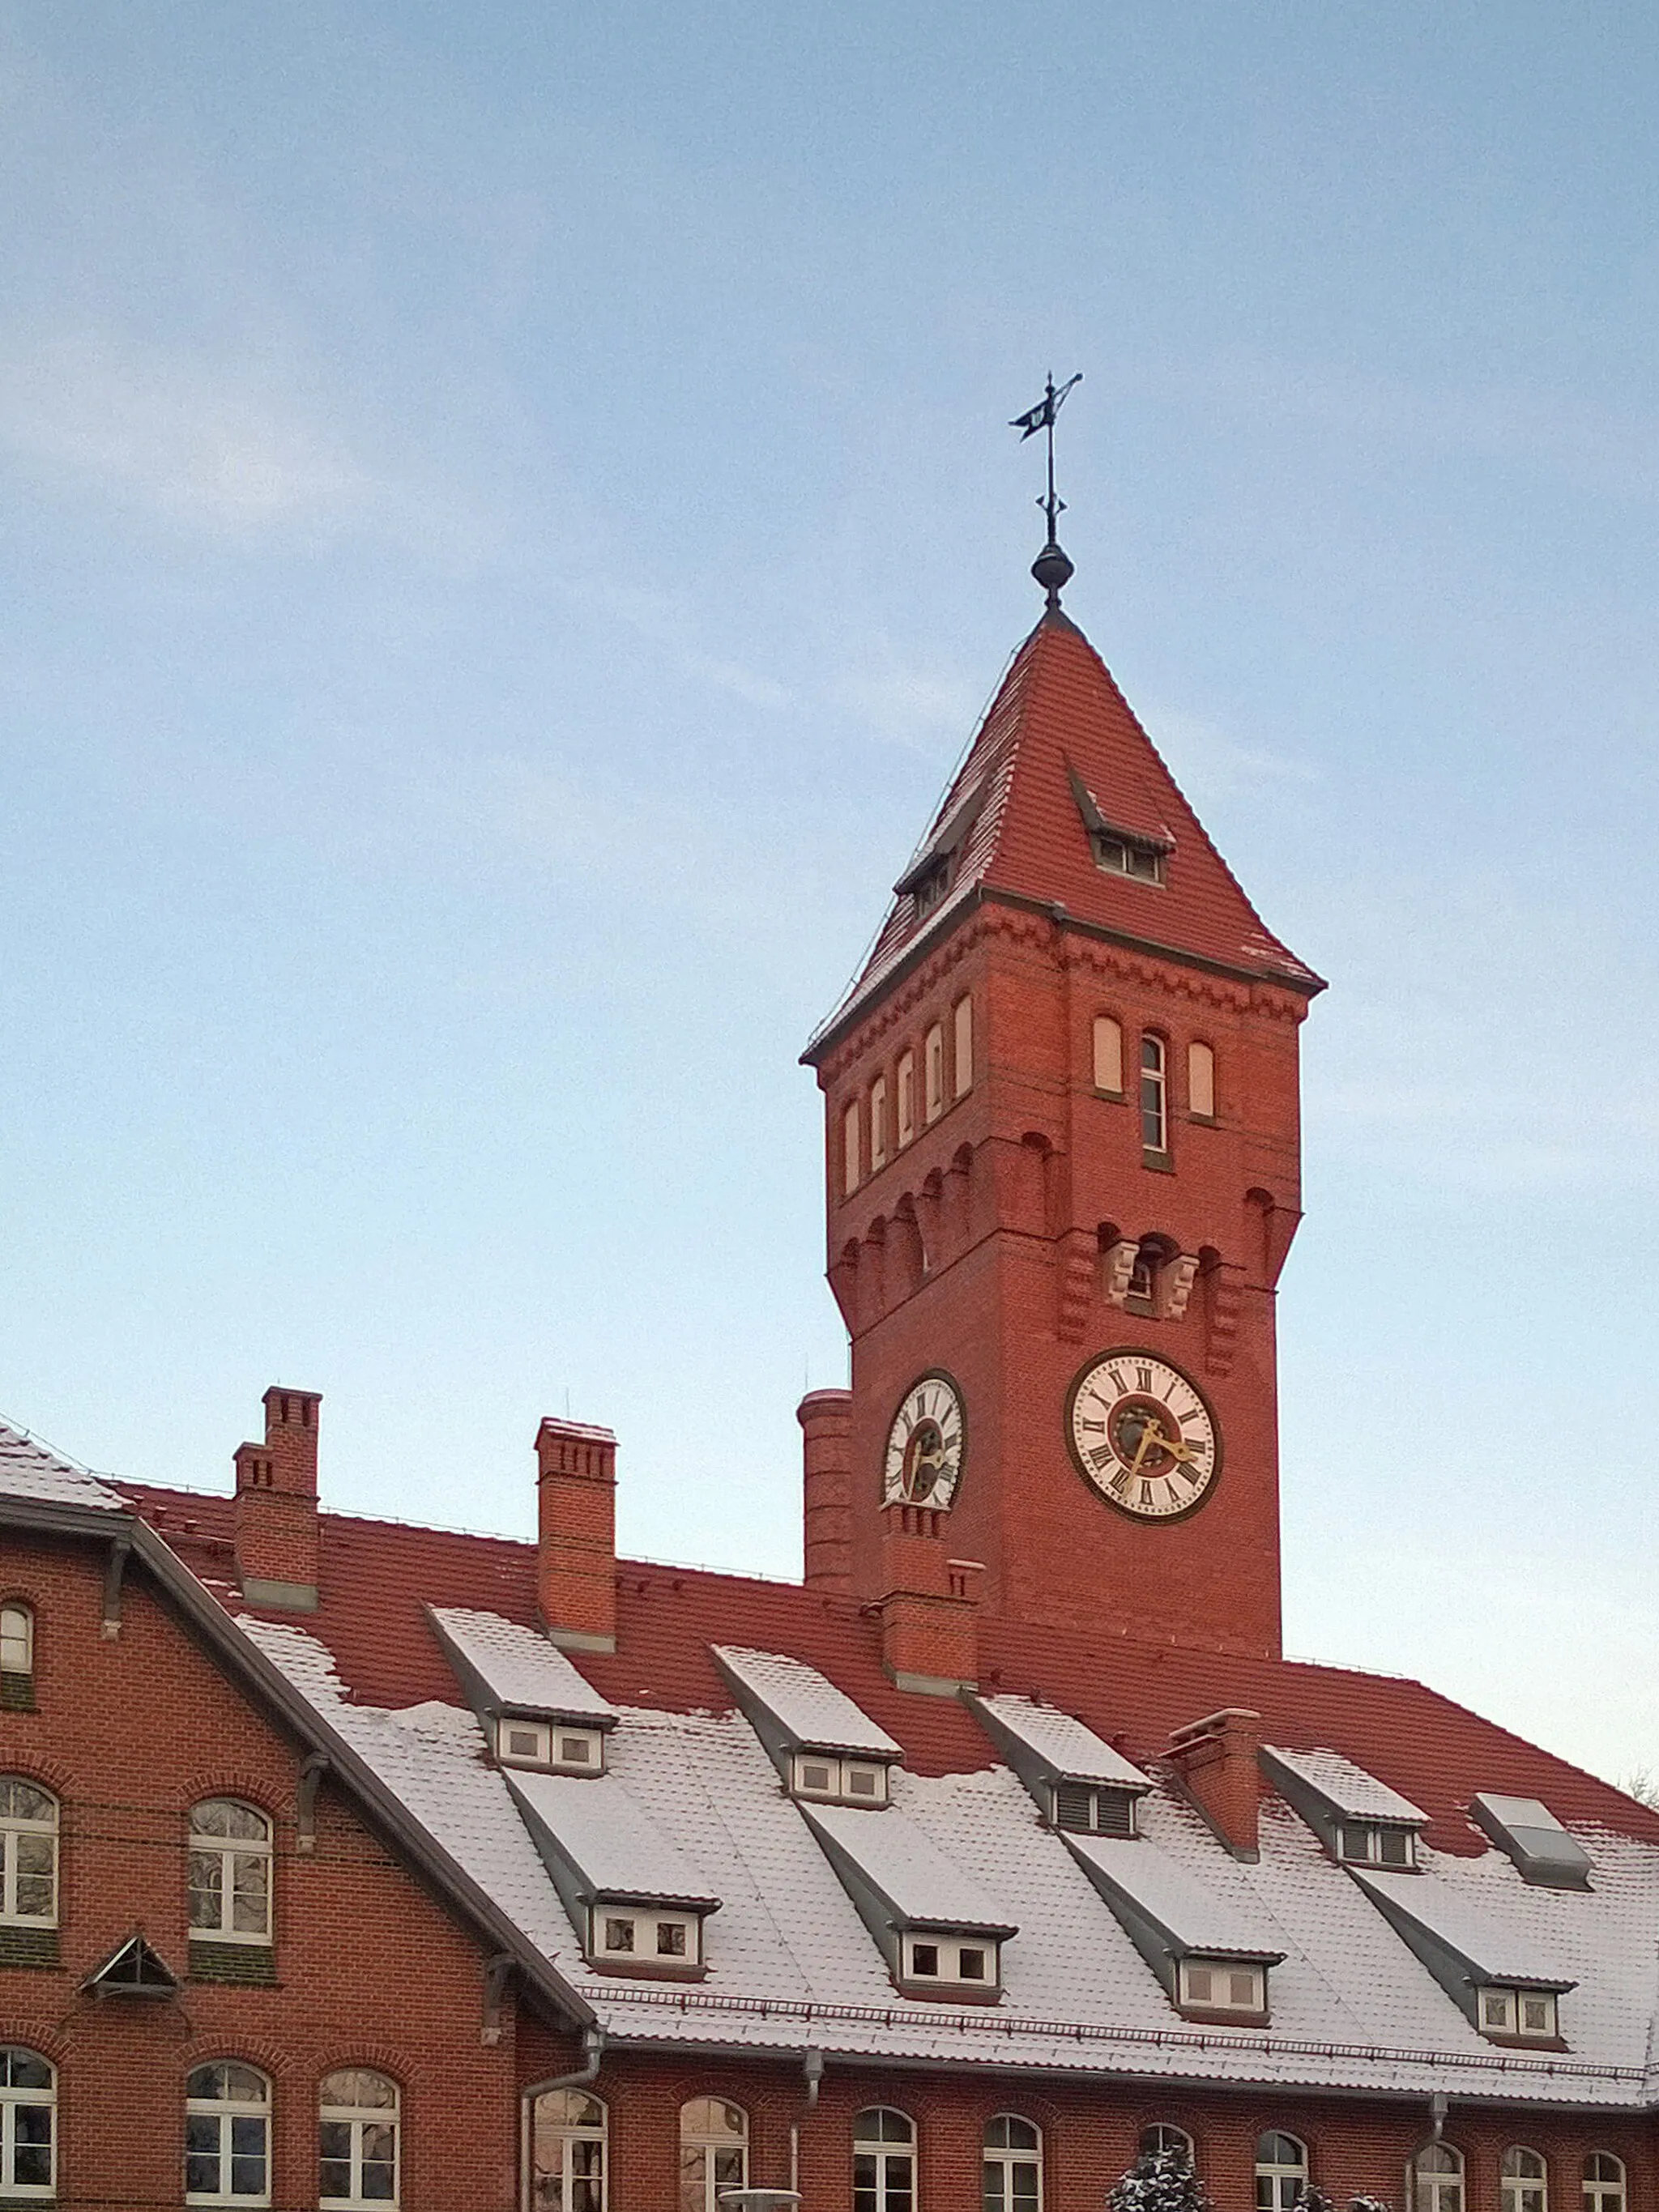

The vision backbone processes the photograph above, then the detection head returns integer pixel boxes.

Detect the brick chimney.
[799,1388,853,1594]
[877,1501,980,1695]
[1166,1707,1262,1858]
[535,1417,617,1653]
[232,1387,322,1612]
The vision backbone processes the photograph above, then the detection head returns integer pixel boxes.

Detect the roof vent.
[1469,1792,1593,1890]
[83,1933,179,1999]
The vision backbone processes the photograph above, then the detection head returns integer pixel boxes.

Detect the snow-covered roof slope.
[429,1606,616,1724]
[1264,1745,1427,1824]
[714,1646,902,1759]
[970,1692,1150,1789]
[803,1801,1017,1935]
[1354,1869,1578,1990]
[1068,1833,1285,1961]
[0,1422,126,1511]
[508,1770,719,1908]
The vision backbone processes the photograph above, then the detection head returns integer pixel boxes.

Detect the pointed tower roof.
[808,611,1322,1058]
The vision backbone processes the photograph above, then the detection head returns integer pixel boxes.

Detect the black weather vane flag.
[1011,371,1082,610]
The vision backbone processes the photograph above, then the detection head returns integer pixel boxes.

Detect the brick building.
[4,537,1658,2212]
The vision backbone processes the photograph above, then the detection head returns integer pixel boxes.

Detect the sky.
[4,3,1659,1788]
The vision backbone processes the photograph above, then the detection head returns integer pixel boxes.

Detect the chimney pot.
[232,1386,322,1611]
[1166,1707,1262,1858]
[877,1499,978,1694]
[535,1416,618,1653]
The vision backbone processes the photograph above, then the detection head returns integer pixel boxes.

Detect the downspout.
[791,2047,823,2197]
[520,2026,604,2212]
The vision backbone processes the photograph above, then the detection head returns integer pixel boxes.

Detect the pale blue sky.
[5,5,1659,1783]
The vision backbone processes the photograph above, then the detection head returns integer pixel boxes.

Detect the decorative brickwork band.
[535,1417,618,1652]
[798,1389,854,1595]
[232,1386,322,1609]
[1166,1707,1262,1859]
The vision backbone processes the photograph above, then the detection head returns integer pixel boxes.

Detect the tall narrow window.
[319,2069,399,2210]
[897,1053,916,1147]
[870,1079,889,1171]
[0,2048,53,2200]
[0,1782,57,1926]
[189,1801,272,1944]
[1413,2145,1465,2212]
[855,2108,915,2212]
[984,2115,1041,2209]
[1502,2150,1548,2212]
[925,1025,945,1123]
[1188,1041,1215,1120]
[0,1608,32,1684]
[186,2063,271,2206]
[1093,1015,1124,1094]
[679,2098,746,2212]
[843,1102,861,1196]
[953,995,974,1097]
[1584,2156,1625,2212]
[1140,2127,1193,2167]
[1256,2133,1307,2212]
[1140,1035,1167,1153]
[531,2089,606,2212]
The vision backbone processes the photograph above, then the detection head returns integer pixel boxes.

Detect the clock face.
[883,1372,966,1511]
[1065,1350,1221,1521]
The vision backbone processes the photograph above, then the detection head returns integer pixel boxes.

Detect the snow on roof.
[714,1646,902,1759]
[1472,1793,1595,1890]
[1265,1745,1427,1825]
[1353,1869,1577,1991]
[803,1801,1017,1935]
[0,1422,126,1512]
[1067,1832,1286,1961]
[429,1606,617,1724]
[507,1770,720,1910]
[970,1692,1150,1789]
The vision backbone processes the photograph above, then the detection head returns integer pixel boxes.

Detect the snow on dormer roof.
[1067,1832,1286,1964]
[803,1801,1017,1937]
[1353,1868,1577,1993]
[969,1692,1150,1792]
[429,1605,617,1725]
[508,1769,719,1912]
[714,1645,902,1760]
[1263,1745,1427,1826]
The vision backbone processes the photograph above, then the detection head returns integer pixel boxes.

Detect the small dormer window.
[791,1753,889,1807]
[1339,1822,1415,1868]
[1479,1987,1559,2042]
[900,1931,1000,1991]
[1178,1957,1266,2016]
[497,1720,605,1775]
[591,1907,702,1971]
[1093,828,1168,884]
[913,859,950,917]
[1052,1781,1137,1838]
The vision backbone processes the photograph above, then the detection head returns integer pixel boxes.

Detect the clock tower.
[803,539,1323,1660]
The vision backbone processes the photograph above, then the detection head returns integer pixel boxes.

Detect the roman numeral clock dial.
[883,1372,966,1511]
[1065,1351,1221,1521]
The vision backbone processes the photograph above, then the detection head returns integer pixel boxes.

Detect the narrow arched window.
[186,2062,271,2205]
[0,2047,53,2197]
[531,2088,606,2212]
[897,1053,916,1147]
[1502,2150,1548,2212]
[1256,2133,1307,2212]
[925,1025,945,1123]
[320,2069,399,2209]
[1413,2144,1465,2212]
[843,1102,861,1195]
[1140,1034,1167,1153]
[984,2115,1041,2209]
[1584,2157,1625,2212]
[870,1078,889,1171]
[0,1780,58,1926]
[1188,1040,1216,1120]
[855,2108,915,2212]
[1093,1015,1124,1095]
[953,995,974,1097]
[680,2098,746,2212]
[189,1801,272,1945]
[1140,2126,1193,2167]
[0,1608,33,1707]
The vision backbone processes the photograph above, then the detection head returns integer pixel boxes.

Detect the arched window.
[1256,2133,1307,2212]
[1140,2126,1193,2167]
[843,1102,861,1195]
[1584,2156,1625,2212]
[1188,1041,1216,1120]
[319,2069,399,2209]
[897,1052,916,1147]
[1413,2144,1465,2212]
[0,1605,32,1683]
[1503,2150,1548,2212]
[1093,1015,1124,1095]
[680,2097,746,2212]
[0,1780,58,1925]
[925,1024,945,1122]
[854,2108,915,2212]
[189,1801,272,1944]
[1140,1034,1167,1153]
[984,2114,1042,2208]
[870,1077,889,1171]
[186,2062,271,2205]
[0,2047,53,2197]
[953,995,974,1097]
[531,2087,606,2212]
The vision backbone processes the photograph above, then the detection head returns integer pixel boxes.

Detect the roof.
[1353,1869,1579,1993]
[429,1606,617,1724]
[1066,1833,1286,1962]
[715,1645,902,1759]
[808,613,1323,1058]
[803,1801,1017,1936]
[1473,1793,1597,1890]
[1263,1745,1427,1826]
[0,1421,125,1512]
[508,1771,720,1910]
[970,1691,1151,1790]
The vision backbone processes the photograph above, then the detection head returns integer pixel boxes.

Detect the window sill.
[0,1924,58,1969]
[188,1939,278,1987]
[586,1955,708,1981]
[895,1978,1003,2005]
[1094,1087,1127,1104]
[1175,2004,1269,2028]
[1141,1149,1175,1174]
[1186,1113,1218,1129]
[1482,2031,1568,2052]
[0,1670,36,1712]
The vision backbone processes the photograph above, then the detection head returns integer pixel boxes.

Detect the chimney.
[1166,1707,1262,1858]
[535,1417,617,1652]
[799,1389,853,1594]
[877,1500,980,1695]
[232,1387,322,1612]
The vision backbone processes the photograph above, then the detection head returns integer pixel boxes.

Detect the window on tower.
[1141,1035,1168,1155]
[843,1102,861,1195]
[897,1053,916,1147]
[870,1079,889,1170]
[924,1025,945,1123]
[1094,831,1166,884]
[953,995,974,1097]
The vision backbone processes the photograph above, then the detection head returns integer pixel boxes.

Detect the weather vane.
[1010,371,1082,610]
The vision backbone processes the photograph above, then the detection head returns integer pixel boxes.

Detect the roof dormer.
[506,1771,720,1980]
[1352,1868,1576,2046]
[966,1691,1151,1839]
[714,1646,901,1809]
[429,1605,618,1776]
[1470,1792,1594,1890]
[1260,1745,1427,1870]
[800,1800,1016,2001]
[1064,1833,1284,2025]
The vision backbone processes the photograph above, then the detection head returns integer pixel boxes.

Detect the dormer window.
[591,1905,702,1971]
[496,1720,606,1775]
[1178,1956,1266,2018]
[912,858,950,917]
[791,1753,889,1807]
[1096,831,1166,884]
[1053,1780,1137,1837]
[1479,1987,1560,2042]
[1339,1821,1416,1868]
[900,1929,1000,1993]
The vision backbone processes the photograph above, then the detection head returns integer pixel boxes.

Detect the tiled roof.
[971,1691,1151,1790]
[714,1645,902,1758]
[1067,1832,1286,1959]
[810,613,1322,1055]
[429,1606,618,1723]
[1265,1745,1427,1825]
[0,1421,125,1511]
[804,1801,1017,1935]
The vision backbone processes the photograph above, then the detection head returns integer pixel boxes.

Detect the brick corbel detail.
[1204,1259,1245,1377]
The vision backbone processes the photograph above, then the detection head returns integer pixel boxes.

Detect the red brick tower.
[804,567,1323,1660]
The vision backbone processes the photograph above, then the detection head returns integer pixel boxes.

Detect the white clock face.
[1066,1351,1220,1520]
[883,1372,966,1511]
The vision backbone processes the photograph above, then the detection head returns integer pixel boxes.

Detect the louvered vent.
[1053,1782,1137,1836]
